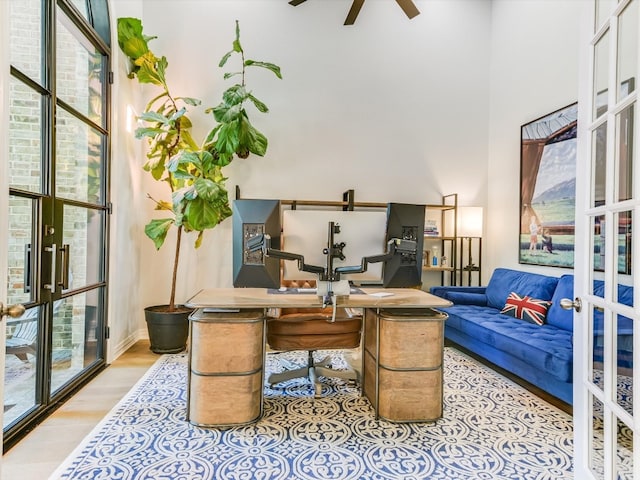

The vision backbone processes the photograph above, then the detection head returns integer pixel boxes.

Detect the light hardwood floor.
[1,340,158,480]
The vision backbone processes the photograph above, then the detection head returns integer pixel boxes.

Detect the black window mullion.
[46,0,56,200]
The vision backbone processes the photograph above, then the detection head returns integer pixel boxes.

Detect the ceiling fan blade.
[344,0,365,25]
[288,0,307,5]
[395,0,420,19]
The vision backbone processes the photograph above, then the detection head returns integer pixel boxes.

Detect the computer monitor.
[383,203,426,287]
[232,199,281,288]
[282,209,388,283]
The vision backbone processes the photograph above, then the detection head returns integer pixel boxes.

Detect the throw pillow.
[501,292,552,326]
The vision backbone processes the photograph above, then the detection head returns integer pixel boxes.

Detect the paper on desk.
[368,292,394,297]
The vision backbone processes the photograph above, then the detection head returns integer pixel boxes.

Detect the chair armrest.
[429,286,488,306]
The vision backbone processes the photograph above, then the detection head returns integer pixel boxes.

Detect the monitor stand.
[317,279,350,305]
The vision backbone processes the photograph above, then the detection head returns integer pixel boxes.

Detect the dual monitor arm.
[246,221,417,305]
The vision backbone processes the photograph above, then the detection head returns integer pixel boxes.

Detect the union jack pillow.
[500,292,552,326]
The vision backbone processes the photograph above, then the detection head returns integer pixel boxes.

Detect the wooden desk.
[185,288,451,426]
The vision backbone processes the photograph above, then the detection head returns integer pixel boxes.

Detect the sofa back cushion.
[486,268,559,311]
[546,275,634,333]
[547,274,575,331]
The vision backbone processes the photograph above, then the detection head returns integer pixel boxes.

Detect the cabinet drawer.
[190,310,263,374]
[189,371,262,426]
[377,366,442,422]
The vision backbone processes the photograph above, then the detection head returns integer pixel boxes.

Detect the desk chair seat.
[267,309,362,398]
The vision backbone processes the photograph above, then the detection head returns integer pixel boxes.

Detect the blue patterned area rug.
[49,348,573,480]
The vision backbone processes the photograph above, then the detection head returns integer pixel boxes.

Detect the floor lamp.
[457,207,483,286]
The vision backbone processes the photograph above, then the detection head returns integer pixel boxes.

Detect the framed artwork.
[519,103,578,268]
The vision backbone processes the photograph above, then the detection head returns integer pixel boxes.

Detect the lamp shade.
[457,207,483,237]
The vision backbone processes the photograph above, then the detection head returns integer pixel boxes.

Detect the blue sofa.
[431,268,634,406]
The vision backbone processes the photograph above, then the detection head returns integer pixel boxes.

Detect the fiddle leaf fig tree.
[117,17,282,311]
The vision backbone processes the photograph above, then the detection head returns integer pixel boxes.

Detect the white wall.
[108,0,148,358]
[107,0,584,348]
[134,0,493,303]
[486,0,581,276]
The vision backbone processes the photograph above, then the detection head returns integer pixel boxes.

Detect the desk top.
[185,288,452,309]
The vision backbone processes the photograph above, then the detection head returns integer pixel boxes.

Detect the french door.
[3,0,110,448]
[574,0,639,477]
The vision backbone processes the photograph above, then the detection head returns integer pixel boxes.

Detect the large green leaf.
[168,107,187,123]
[193,177,221,201]
[185,196,231,232]
[145,157,166,181]
[139,110,170,124]
[244,60,283,79]
[203,123,222,146]
[117,18,153,60]
[134,53,165,85]
[249,129,268,156]
[236,116,267,157]
[223,72,242,80]
[134,126,164,139]
[215,121,240,155]
[233,20,243,53]
[222,85,247,106]
[179,129,199,151]
[247,93,269,113]
[218,103,242,124]
[167,149,198,173]
[145,218,174,249]
[218,50,233,68]
[177,97,201,107]
[199,150,214,173]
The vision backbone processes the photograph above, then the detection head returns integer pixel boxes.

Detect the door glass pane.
[616,416,633,478]
[590,395,606,478]
[593,214,606,275]
[4,306,40,428]
[8,195,35,306]
[616,103,634,202]
[9,0,42,84]
[51,291,101,394]
[617,0,637,102]
[615,211,632,279]
[594,31,610,120]
[593,122,607,207]
[596,0,617,32]
[70,0,89,19]
[62,205,104,290]
[55,108,103,204]
[592,305,606,390]
[9,77,42,194]
[56,8,104,126]
[614,311,633,414]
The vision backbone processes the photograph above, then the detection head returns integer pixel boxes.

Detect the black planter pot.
[144,305,192,354]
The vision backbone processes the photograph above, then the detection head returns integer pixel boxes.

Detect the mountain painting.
[520,103,577,268]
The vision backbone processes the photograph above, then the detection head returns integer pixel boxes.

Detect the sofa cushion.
[547,275,575,331]
[500,292,552,326]
[446,291,487,306]
[444,304,573,382]
[485,268,559,310]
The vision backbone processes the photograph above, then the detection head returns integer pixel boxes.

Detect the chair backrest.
[10,318,38,342]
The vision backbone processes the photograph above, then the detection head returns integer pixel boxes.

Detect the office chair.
[266,280,362,398]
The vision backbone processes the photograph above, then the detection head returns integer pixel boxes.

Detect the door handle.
[44,243,57,292]
[24,243,32,293]
[560,297,582,313]
[59,244,70,290]
[0,302,26,319]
